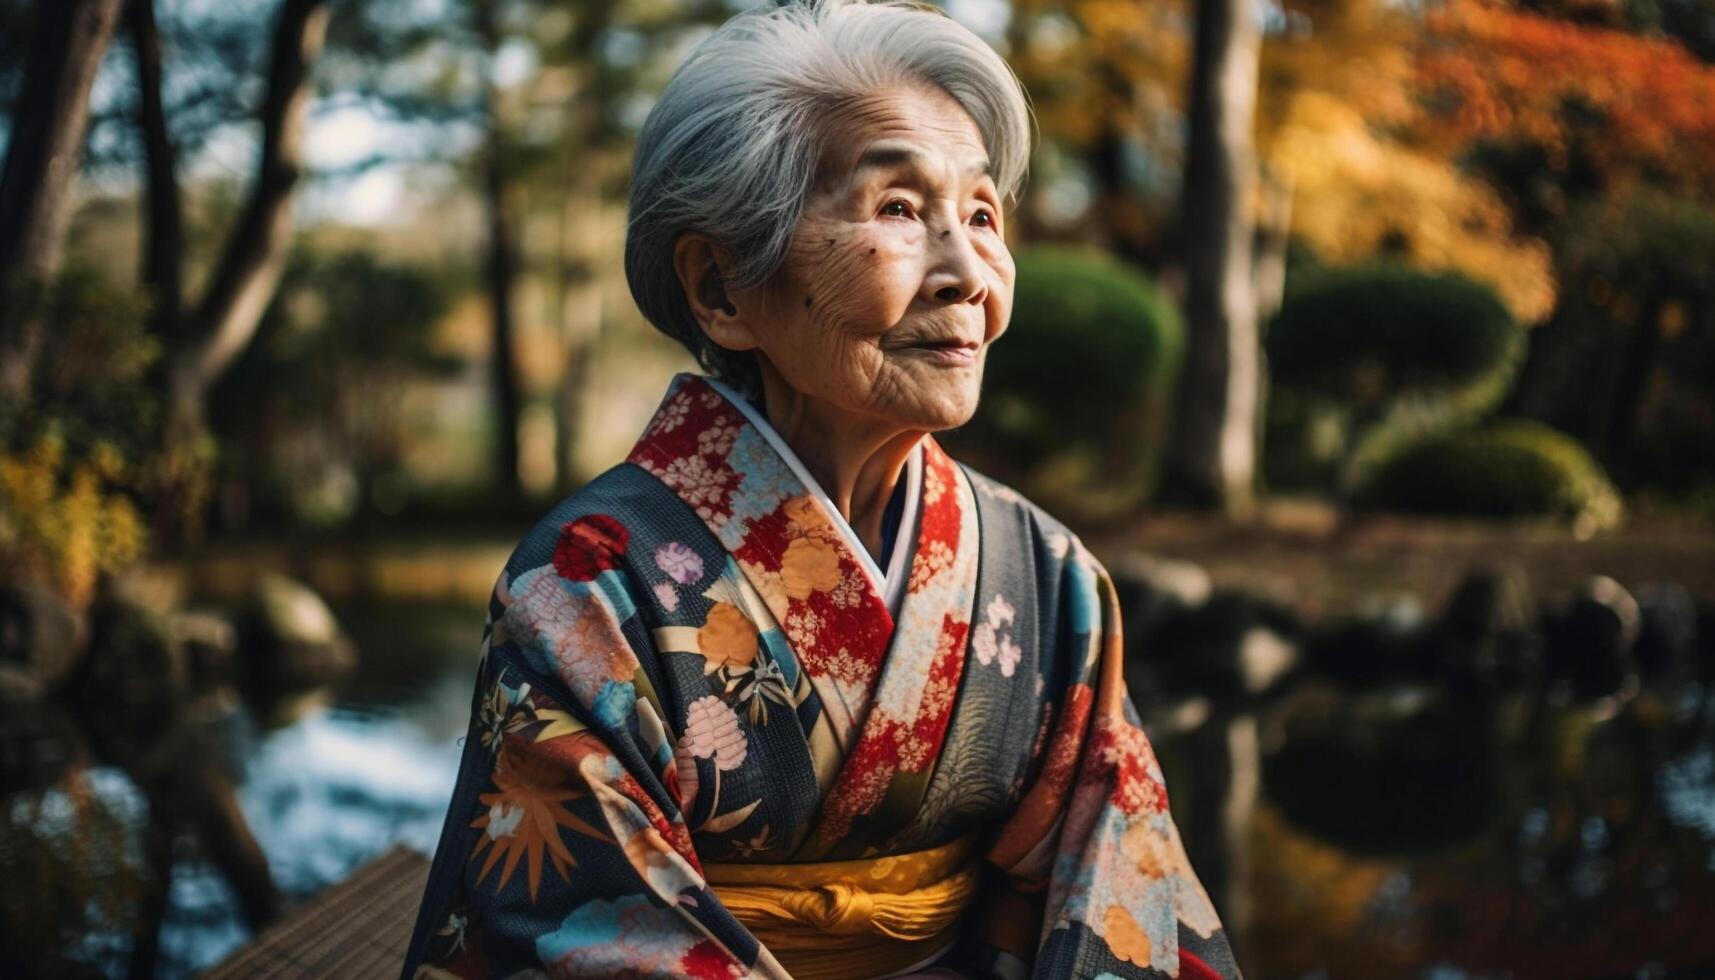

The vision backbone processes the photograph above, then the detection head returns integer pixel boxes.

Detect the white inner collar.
[701,375,923,614]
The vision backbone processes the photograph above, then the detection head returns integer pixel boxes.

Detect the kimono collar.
[699,375,924,615]
[627,371,982,852]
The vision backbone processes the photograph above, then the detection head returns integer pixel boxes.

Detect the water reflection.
[1661,743,1715,844]
[1241,681,1715,978]
[9,596,1715,978]
[0,596,480,980]
[155,702,463,976]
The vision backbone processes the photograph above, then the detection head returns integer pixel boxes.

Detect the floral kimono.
[401,373,1240,980]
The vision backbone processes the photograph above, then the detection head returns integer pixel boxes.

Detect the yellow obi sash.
[702,834,980,980]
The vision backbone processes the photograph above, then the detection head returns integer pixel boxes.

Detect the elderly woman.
[402,1,1238,978]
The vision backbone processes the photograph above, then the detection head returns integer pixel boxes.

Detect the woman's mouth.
[893,337,979,366]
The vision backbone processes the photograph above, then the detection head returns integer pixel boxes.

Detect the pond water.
[18,599,1715,979]
[1235,681,1715,979]
[155,701,466,976]
[159,599,484,977]
[6,599,483,979]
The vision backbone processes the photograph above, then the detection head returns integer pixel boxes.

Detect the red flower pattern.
[552,514,630,582]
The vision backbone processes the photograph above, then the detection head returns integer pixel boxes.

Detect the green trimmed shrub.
[1353,420,1622,530]
[1264,261,1525,495]
[1269,261,1520,399]
[949,245,1182,512]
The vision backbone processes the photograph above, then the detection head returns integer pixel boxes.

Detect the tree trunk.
[1251,164,1293,325]
[128,0,183,347]
[550,0,621,492]
[145,0,328,552]
[1600,293,1666,480]
[1250,165,1292,503]
[1088,62,1154,267]
[0,0,127,402]
[476,0,525,506]
[554,152,603,492]
[170,0,329,431]
[1159,0,1263,518]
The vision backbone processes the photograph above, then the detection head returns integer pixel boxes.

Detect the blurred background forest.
[2,0,1714,976]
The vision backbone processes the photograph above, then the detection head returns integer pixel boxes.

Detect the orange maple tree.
[1413,0,1715,200]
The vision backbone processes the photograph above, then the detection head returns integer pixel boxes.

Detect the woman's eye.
[972,208,994,228]
[881,199,914,218]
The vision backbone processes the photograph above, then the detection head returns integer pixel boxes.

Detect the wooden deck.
[201,845,430,979]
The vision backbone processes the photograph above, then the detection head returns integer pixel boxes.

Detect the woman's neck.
[755,363,923,562]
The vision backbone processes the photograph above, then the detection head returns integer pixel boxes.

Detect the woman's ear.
[673,232,758,353]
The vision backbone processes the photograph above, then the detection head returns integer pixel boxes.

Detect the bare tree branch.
[172,0,330,419]
[128,0,183,345]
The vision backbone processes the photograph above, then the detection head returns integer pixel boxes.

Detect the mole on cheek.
[869,248,876,256]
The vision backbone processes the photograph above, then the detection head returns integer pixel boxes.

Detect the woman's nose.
[923,217,988,306]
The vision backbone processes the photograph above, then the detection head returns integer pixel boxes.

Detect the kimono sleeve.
[977,539,1243,980]
[401,534,762,980]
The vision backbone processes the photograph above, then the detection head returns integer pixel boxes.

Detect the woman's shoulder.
[494,461,687,582]
[948,458,1088,561]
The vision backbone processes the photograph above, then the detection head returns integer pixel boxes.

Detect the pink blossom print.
[655,542,705,585]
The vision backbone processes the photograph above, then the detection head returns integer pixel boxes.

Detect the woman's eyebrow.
[851,143,994,184]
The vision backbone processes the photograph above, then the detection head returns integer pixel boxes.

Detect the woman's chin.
[873,381,983,433]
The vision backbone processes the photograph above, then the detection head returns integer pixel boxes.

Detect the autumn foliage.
[1414,0,1715,200]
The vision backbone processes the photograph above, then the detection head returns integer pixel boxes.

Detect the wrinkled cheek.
[800,234,913,340]
[758,232,882,398]
[985,295,1013,343]
[983,255,1016,342]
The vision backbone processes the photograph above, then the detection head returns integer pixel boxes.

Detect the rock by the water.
[1305,594,1430,690]
[1143,590,1303,706]
[1540,575,1640,703]
[235,575,357,724]
[170,608,239,697]
[0,586,88,697]
[1633,581,1698,688]
[69,600,189,773]
[0,686,87,796]
[1422,566,1542,692]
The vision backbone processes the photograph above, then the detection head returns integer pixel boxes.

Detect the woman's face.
[701,82,1015,432]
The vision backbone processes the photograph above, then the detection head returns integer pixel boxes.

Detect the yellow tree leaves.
[1268,91,1557,322]
[0,435,148,608]
[1010,0,1191,149]
[1011,0,1712,327]
[1254,0,1556,322]
[1259,0,1420,145]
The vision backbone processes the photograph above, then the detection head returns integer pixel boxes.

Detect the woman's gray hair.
[624,0,1034,395]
